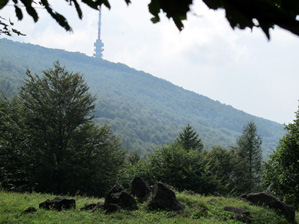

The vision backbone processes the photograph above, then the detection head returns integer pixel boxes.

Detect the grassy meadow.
[0,190,298,224]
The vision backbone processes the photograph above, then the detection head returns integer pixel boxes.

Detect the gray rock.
[241,192,295,221]
[104,184,137,210]
[39,197,76,211]
[148,183,184,211]
[224,206,251,223]
[105,203,121,214]
[131,177,151,202]
[22,206,37,214]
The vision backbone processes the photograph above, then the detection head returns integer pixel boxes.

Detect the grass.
[0,190,298,224]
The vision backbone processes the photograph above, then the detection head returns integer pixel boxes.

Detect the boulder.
[22,206,37,214]
[107,184,125,195]
[224,206,251,223]
[148,183,184,211]
[104,184,137,210]
[131,177,151,202]
[39,197,76,211]
[241,192,295,221]
[105,203,121,214]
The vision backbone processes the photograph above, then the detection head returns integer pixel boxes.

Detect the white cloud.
[1,0,298,124]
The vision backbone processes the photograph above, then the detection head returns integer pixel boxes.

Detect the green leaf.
[223,0,254,30]
[40,0,72,31]
[150,17,160,24]
[258,20,272,40]
[149,0,192,30]
[81,0,111,10]
[202,0,224,10]
[281,0,299,17]
[0,0,9,9]
[71,0,83,19]
[14,5,23,21]
[20,0,38,22]
[12,28,26,36]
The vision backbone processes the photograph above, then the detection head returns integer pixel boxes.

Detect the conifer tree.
[235,121,262,193]
[176,124,204,152]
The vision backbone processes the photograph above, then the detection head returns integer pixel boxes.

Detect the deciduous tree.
[14,61,126,196]
[0,96,29,190]
[263,106,299,208]
[204,146,237,195]
[144,143,216,194]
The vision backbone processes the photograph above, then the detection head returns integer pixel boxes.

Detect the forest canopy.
[1,60,298,209]
[0,39,285,155]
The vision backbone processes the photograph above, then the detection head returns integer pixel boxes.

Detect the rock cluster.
[34,177,183,214]
[101,177,183,213]
[39,197,76,211]
[104,184,137,212]
[22,178,295,223]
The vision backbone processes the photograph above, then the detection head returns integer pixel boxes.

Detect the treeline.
[1,62,298,208]
[0,38,285,156]
[120,122,263,196]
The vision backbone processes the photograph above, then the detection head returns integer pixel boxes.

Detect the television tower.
[94,7,104,59]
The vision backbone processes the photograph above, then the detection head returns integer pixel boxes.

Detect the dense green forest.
[1,41,298,210]
[0,38,285,156]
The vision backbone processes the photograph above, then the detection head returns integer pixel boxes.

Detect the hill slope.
[0,38,285,155]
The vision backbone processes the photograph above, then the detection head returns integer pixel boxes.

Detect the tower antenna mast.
[94,6,104,59]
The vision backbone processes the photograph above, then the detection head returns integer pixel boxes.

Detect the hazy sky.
[1,0,299,124]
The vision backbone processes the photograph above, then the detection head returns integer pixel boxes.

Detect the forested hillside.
[0,38,284,156]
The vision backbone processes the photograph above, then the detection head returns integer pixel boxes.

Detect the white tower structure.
[93,7,104,59]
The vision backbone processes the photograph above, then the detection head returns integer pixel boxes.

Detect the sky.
[1,0,299,124]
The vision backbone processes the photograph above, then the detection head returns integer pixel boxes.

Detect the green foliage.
[0,39,285,156]
[126,150,141,165]
[1,0,299,38]
[234,121,263,193]
[148,0,192,30]
[204,0,299,39]
[19,61,96,194]
[263,106,299,208]
[0,17,25,36]
[203,146,238,195]
[0,62,126,196]
[201,123,264,196]
[137,143,217,194]
[0,96,29,190]
[176,124,204,152]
